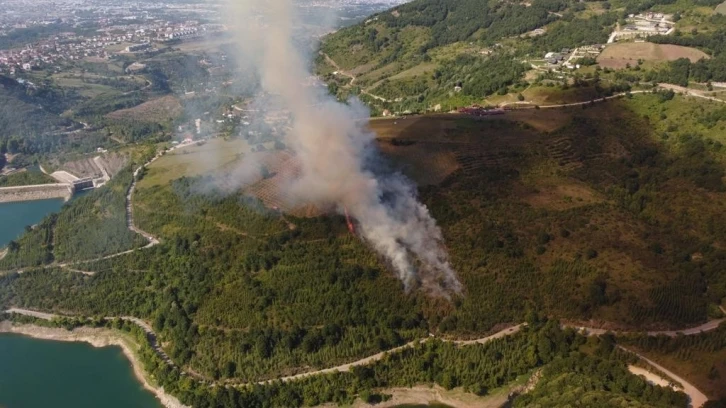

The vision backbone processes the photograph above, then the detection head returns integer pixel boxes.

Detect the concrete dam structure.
[0,183,74,203]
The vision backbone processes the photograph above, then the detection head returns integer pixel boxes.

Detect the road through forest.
[4,306,722,407]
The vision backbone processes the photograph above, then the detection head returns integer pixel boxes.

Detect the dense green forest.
[649,28,726,83]
[0,214,56,268]
[53,167,146,261]
[374,0,568,49]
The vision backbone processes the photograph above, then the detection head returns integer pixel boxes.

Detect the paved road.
[500,84,725,111]
[628,365,675,389]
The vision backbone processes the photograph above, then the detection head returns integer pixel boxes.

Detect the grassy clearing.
[173,38,233,53]
[139,138,252,187]
[106,95,183,123]
[485,85,606,106]
[52,74,119,98]
[0,170,56,187]
[389,63,439,82]
[625,92,726,146]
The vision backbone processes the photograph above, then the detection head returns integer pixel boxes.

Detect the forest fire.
[344,206,356,235]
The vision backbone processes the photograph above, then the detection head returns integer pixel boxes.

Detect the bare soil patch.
[59,153,129,179]
[518,181,604,210]
[598,42,708,69]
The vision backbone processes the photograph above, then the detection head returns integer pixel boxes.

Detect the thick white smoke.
[226,0,462,295]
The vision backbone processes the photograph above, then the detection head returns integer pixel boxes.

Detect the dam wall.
[0,183,73,203]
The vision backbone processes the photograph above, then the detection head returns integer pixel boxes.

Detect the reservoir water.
[0,333,161,408]
[0,199,65,248]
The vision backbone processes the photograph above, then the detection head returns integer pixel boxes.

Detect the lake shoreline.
[0,321,189,408]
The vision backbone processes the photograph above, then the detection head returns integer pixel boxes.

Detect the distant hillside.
[316,0,726,114]
[0,75,77,155]
[321,0,565,68]
[316,0,612,113]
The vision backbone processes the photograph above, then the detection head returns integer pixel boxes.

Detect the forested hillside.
[4,95,726,386]
[0,166,145,269]
[316,0,726,114]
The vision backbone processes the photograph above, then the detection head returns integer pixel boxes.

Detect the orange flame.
[344,206,356,235]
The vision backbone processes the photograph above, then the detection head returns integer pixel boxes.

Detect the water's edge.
[0,321,188,408]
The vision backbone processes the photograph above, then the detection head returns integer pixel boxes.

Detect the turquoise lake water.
[0,199,65,248]
[0,333,161,408]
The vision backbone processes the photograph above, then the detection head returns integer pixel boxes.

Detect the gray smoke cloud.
[225,0,462,295]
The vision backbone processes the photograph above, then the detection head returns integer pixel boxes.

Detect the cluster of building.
[0,0,226,73]
[543,45,605,69]
[609,12,675,43]
[0,20,226,73]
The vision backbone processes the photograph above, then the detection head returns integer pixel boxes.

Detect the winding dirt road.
[321,52,390,102]
[4,304,722,408]
[621,346,709,408]
[564,315,726,338]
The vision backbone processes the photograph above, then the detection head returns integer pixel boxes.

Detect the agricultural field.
[597,42,709,70]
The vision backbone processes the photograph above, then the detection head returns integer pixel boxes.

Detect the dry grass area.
[106,95,183,123]
[242,151,326,218]
[517,180,604,211]
[597,42,709,69]
[140,138,251,187]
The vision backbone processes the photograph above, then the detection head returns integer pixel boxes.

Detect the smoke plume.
[226,0,462,295]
